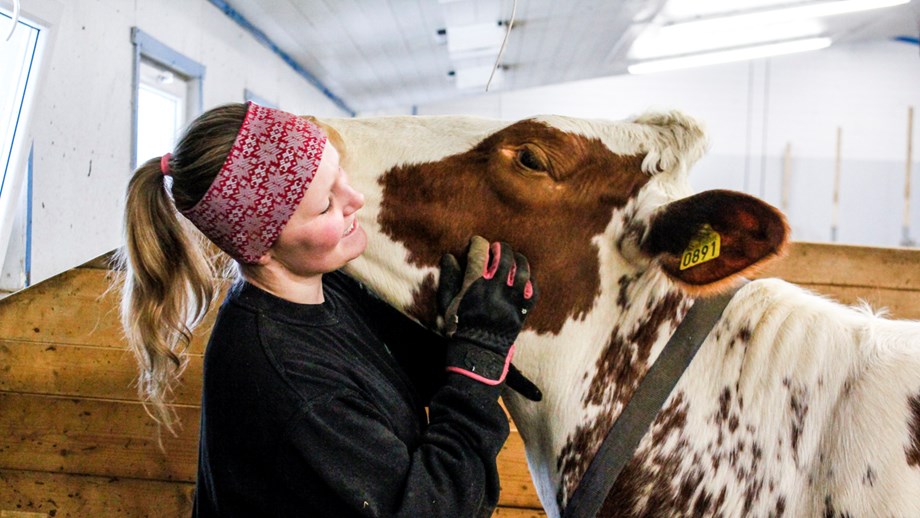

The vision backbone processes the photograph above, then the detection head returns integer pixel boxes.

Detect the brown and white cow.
[313,111,920,517]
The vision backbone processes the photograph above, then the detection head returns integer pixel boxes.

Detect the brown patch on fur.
[775,496,786,516]
[717,387,731,425]
[376,119,650,335]
[906,393,920,467]
[617,274,637,310]
[594,391,729,517]
[823,494,854,518]
[556,290,687,505]
[784,379,809,464]
[584,291,687,408]
[404,273,439,327]
[863,466,876,486]
[731,326,752,349]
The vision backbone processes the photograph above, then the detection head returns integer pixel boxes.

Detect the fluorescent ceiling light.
[663,0,801,19]
[630,19,823,59]
[453,65,504,90]
[446,22,505,54]
[663,0,909,35]
[628,37,832,74]
[448,47,505,61]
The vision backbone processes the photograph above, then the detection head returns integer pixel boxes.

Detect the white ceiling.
[225,0,920,114]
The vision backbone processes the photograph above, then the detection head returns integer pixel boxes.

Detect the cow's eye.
[515,145,549,173]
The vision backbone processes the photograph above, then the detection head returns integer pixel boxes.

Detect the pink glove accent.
[445,343,516,386]
[482,241,502,279]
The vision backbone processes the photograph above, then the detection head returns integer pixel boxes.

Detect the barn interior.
[1,0,919,516]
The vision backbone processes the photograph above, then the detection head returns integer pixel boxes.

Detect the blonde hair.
[115,103,248,435]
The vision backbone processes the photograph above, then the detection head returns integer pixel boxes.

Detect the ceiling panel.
[224,0,920,113]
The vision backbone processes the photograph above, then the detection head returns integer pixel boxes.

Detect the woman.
[119,101,538,517]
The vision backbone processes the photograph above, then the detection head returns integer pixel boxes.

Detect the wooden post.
[904,106,915,246]
[832,127,842,242]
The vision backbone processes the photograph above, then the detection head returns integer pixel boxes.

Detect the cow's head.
[324,111,787,335]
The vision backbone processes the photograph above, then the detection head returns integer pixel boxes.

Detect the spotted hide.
[313,111,920,517]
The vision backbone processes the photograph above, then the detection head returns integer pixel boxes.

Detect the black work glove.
[438,236,540,400]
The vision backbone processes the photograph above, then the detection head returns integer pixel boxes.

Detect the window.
[136,58,189,167]
[131,28,205,169]
[0,8,44,291]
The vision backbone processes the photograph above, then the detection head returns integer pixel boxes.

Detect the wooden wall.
[2,242,920,517]
[0,254,543,516]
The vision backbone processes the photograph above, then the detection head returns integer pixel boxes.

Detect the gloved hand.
[438,236,539,392]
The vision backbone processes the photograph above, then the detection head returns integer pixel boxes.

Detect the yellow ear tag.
[680,224,721,270]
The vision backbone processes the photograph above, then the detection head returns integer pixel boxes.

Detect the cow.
[307,110,920,517]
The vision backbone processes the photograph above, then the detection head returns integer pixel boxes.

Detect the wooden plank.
[0,339,202,405]
[492,508,548,517]
[77,251,119,270]
[757,242,920,290]
[0,269,122,347]
[0,393,198,482]
[793,283,920,321]
[0,469,193,517]
[497,426,542,509]
[0,468,540,517]
[0,392,540,508]
[0,269,222,354]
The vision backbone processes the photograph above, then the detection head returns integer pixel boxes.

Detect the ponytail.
[116,103,250,437]
[116,158,217,435]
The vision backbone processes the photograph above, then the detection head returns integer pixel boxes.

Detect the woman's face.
[262,141,367,277]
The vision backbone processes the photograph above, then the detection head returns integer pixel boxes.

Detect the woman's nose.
[344,184,365,213]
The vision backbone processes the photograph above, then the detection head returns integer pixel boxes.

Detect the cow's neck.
[498,251,693,515]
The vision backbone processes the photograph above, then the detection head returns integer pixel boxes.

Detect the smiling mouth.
[343,219,358,237]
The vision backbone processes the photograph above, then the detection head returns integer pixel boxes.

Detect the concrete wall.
[416,39,920,248]
[1,0,349,289]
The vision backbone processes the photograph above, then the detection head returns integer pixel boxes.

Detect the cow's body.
[314,111,920,517]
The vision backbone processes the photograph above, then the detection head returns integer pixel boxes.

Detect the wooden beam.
[0,393,198,482]
[0,468,540,517]
[0,268,221,353]
[0,392,541,509]
[0,469,193,516]
[756,242,920,291]
[0,339,202,405]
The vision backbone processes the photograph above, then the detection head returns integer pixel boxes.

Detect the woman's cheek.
[311,221,345,249]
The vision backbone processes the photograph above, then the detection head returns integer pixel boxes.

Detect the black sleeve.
[286,377,509,517]
[347,274,449,403]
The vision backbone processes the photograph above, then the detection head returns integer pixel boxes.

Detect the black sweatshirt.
[192,270,510,517]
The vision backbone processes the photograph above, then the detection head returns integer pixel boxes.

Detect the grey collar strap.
[562,281,746,518]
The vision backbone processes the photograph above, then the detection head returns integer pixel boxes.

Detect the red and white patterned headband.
[179,102,327,263]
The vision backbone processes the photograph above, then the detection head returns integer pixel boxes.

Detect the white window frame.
[130,27,205,170]
[0,0,62,290]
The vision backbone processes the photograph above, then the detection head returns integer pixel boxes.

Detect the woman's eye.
[320,199,332,214]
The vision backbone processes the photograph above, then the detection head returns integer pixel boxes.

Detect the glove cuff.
[445,342,516,386]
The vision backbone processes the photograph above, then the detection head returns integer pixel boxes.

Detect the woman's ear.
[254,251,273,266]
[640,189,789,295]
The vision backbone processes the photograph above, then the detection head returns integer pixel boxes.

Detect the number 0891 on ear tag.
[680,225,721,270]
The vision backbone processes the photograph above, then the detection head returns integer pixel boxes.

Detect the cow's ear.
[641,190,788,294]
[305,116,348,161]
